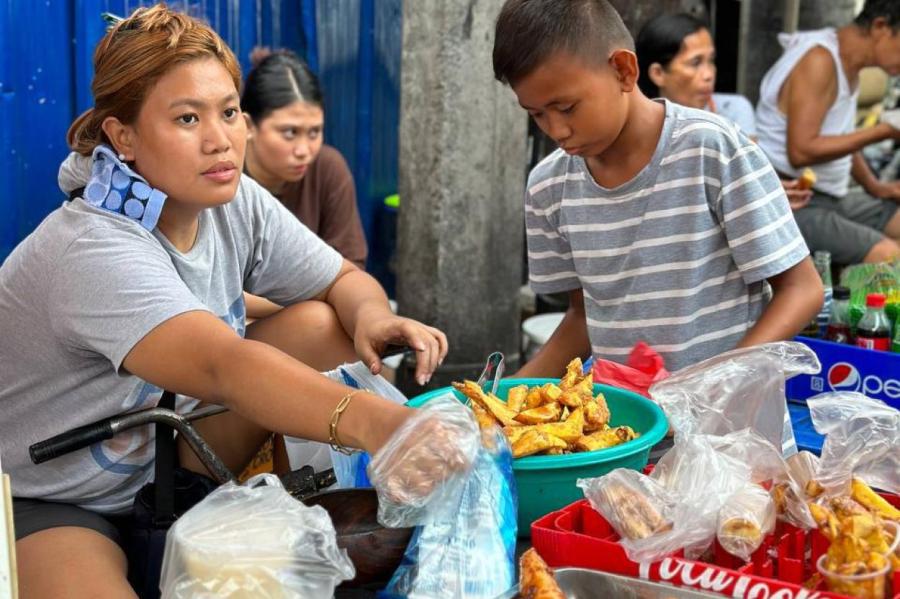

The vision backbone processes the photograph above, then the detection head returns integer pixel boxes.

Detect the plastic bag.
[368,393,481,529]
[770,451,819,529]
[578,469,675,542]
[159,474,354,599]
[808,392,900,496]
[649,342,820,454]
[717,484,776,562]
[378,426,517,599]
[580,433,754,562]
[591,341,670,398]
[283,361,408,490]
[840,260,899,327]
[580,430,788,562]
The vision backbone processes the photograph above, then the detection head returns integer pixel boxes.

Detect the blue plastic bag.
[375,423,518,599]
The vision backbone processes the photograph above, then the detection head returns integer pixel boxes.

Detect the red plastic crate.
[531,494,900,599]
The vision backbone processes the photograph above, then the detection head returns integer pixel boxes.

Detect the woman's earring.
[118,153,126,161]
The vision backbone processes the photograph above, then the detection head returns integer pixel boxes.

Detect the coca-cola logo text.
[639,558,823,599]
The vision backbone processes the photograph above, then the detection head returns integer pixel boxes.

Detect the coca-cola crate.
[531,494,900,599]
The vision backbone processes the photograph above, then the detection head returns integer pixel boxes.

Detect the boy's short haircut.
[854,0,900,30]
[493,0,635,86]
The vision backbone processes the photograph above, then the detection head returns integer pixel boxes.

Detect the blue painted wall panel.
[1,0,402,286]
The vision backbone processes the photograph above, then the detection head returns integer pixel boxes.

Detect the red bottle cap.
[865,293,886,308]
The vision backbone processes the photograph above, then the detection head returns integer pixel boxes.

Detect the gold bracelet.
[329,389,364,455]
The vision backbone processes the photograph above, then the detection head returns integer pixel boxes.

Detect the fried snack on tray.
[453,381,521,427]
[506,385,529,413]
[519,548,565,599]
[574,426,638,452]
[512,429,568,458]
[851,478,900,521]
[455,358,638,457]
[515,403,562,425]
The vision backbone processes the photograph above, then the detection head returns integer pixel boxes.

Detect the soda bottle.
[813,251,833,336]
[892,312,900,353]
[824,286,852,344]
[855,293,892,351]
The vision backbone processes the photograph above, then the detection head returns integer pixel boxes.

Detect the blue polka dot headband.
[83,145,166,231]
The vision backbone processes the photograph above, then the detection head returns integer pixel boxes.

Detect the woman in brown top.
[242,48,368,318]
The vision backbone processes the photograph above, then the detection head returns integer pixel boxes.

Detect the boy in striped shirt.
[494,0,824,376]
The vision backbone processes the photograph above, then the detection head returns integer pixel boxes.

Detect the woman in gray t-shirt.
[0,6,460,597]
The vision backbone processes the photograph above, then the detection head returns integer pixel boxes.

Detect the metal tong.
[475,351,505,397]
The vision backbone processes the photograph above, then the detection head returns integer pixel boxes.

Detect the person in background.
[755,0,900,265]
[242,48,368,319]
[0,7,453,597]
[493,0,822,376]
[635,12,813,211]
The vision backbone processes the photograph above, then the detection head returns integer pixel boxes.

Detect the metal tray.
[495,567,722,599]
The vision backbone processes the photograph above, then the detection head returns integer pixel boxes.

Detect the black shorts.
[12,497,130,547]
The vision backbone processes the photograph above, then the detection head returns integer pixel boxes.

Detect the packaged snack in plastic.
[770,451,819,529]
[578,469,675,541]
[581,433,760,562]
[649,342,820,454]
[807,392,900,496]
[159,474,354,599]
[581,430,793,563]
[717,483,776,561]
[368,394,481,529]
[379,426,517,599]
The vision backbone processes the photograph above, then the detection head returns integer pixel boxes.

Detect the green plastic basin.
[406,378,668,537]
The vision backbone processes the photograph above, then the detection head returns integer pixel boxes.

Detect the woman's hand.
[353,306,449,385]
[781,178,813,211]
[367,396,480,528]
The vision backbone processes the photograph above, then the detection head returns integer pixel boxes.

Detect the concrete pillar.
[395,0,528,394]
[738,0,858,104]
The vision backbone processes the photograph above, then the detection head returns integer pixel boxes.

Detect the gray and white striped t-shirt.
[526,100,809,372]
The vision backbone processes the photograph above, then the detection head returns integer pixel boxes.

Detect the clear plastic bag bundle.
[580,430,790,563]
[376,420,517,599]
[159,474,354,599]
[770,451,819,529]
[717,483,776,562]
[807,392,900,496]
[649,342,820,454]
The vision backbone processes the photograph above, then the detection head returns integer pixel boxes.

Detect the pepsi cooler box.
[787,336,900,410]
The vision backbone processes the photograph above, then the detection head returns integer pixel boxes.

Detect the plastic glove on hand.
[368,395,480,528]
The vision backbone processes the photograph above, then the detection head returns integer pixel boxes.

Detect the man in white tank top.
[755,0,900,265]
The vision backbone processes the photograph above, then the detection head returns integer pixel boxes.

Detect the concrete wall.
[396,0,528,391]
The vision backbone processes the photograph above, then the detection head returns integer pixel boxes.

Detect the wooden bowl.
[303,488,413,587]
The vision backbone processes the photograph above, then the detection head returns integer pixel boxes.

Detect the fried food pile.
[805,478,900,596]
[453,358,638,459]
[518,548,564,599]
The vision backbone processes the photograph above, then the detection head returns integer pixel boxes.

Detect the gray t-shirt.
[0,157,342,513]
[526,100,808,372]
